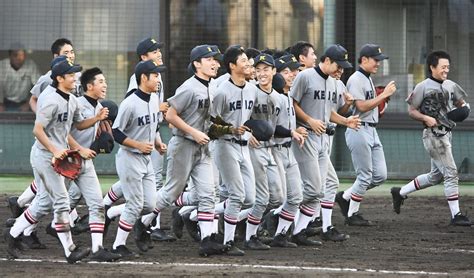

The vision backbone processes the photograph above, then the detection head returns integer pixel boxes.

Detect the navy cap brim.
[372,54,388,61]
[150,65,166,73]
[335,60,353,69]
[255,60,274,67]
[64,65,83,74]
[288,62,301,70]
[197,51,222,61]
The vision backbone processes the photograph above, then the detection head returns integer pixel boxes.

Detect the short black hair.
[136,72,153,86]
[290,41,314,62]
[80,67,103,91]
[224,45,246,74]
[426,50,450,75]
[273,50,289,59]
[244,47,261,60]
[51,38,73,56]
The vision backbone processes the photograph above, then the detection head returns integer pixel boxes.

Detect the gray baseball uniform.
[345,68,387,201]
[211,79,257,230]
[271,92,303,223]
[289,67,334,217]
[247,86,284,224]
[404,78,467,198]
[112,89,159,232]
[322,80,346,208]
[155,75,215,221]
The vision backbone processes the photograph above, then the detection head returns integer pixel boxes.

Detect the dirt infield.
[0,194,473,277]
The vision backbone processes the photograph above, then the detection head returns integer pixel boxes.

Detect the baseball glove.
[52,150,82,180]
[376,86,389,118]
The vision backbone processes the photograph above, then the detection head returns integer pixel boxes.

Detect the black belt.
[224,138,248,146]
[274,141,292,149]
[361,122,377,127]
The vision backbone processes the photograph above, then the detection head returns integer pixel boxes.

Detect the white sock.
[199,221,214,240]
[223,222,236,244]
[347,200,360,217]
[311,202,321,221]
[107,204,124,219]
[275,217,292,236]
[213,217,219,234]
[69,209,79,227]
[57,232,74,257]
[293,214,312,235]
[141,213,155,227]
[10,214,32,238]
[293,210,300,225]
[245,222,259,241]
[189,210,198,221]
[448,200,460,218]
[23,223,36,236]
[273,206,283,215]
[113,227,129,249]
[91,233,103,253]
[215,201,226,214]
[151,213,161,230]
[238,208,251,221]
[103,194,114,206]
[400,180,417,197]
[17,183,36,207]
[178,206,196,216]
[342,188,352,201]
[321,208,333,232]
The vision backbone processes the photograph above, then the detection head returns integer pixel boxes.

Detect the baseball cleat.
[150,228,177,242]
[224,240,245,256]
[5,218,16,228]
[390,187,406,214]
[262,212,278,237]
[345,212,374,226]
[90,246,122,262]
[307,217,322,229]
[133,221,149,252]
[71,214,90,235]
[244,235,271,250]
[171,208,184,239]
[450,212,472,226]
[45,223,60,241]
[291,229,322,246]
[66,245,91,264]
[269,233,297,248]
[112,245,140,259]
[198,235,228,257]
[7,196,24,218]
[182,213,200,242]
[21,232,47,249]
[335,191,350,217]
[4,228,22,259]
[321,226,349,242]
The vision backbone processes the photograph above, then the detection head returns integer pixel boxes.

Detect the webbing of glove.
[52,150,82,180]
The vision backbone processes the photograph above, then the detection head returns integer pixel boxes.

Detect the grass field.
[1,174,473,196]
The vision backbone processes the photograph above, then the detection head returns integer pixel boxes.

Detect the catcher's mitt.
[52,150,82,180]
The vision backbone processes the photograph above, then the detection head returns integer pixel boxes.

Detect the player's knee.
[428,172,443,185]
[243,194,255,207]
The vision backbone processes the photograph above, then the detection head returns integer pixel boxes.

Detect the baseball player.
[144,44,228,256]
[110,60,166,258]
[211,45,257,256]
[335,44,396,226]
[289,44,359,245]
[319,65,353,241]
[263,54,307,248]
[241,53,285,250]
[390,50,471,226]
[102,37,174,242]
[290,41,317,70]
[6,60,101,263]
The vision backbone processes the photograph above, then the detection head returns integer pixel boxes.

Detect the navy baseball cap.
[51,60,82,78]
[135,60,166,77]
[324,44,352,69]
[254,53,275,67]
[190,44,221,62]
[275,54,301,72]
[50,55,68,69]
[136,37,163,56]
[360,44,388,61]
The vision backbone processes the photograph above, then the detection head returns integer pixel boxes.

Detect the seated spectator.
[0,43,40,112]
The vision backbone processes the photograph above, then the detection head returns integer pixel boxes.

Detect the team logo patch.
[151,38,157,43]
[344,54,348,60]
